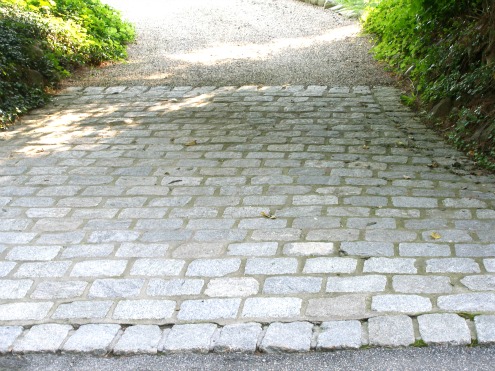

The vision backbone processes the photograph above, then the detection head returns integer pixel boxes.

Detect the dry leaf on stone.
[430,232,442,240]
[261,211,276,219]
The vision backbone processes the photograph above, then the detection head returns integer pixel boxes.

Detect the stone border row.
[298,0,359,19]
[1,314,494,355]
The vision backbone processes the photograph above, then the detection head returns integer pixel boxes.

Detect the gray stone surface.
[371,295,432,314]
[392,276,452,294]
[242,298,302,319]
[437,293,495,312]
[340,242,394,257]
[112,300,176,320]
[2,78,495,353]
[426,258,480,273]
[51,301,112,320]
[368,315,415,347]
[283,242,334,256]
[0,326,23,353]
[213,323,262,353]
[326,276,387,293]
[113,325,162,354]
[418,314,471,345]
[460,275,495,291]
[161,324,217,353]
[13,324,72,353]
[178,299,241,321]
[260,322,313,353]
[316,321,363,350]
[264,276,322,294]
[186,259,241,277]
[363,258,417,274]
[62,324,121,355]
[303,258,357,274]
[306,295,367,319]
[205,278,259,297]
[245,258,299,275]
[0,303,53,321]
[474,315,495,344]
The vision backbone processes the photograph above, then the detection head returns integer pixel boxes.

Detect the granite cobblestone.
[1,85,494,353]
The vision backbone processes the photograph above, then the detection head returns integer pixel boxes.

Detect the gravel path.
[62,0,394,87]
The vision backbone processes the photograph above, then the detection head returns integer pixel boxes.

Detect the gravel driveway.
[62,0,394,87]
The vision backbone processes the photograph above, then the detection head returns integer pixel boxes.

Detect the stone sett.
[316,321,363,350]
[474,315,495,344]
[3,85,495,353]
[327,276,387,293]
[161,324,217,353]
[340,242,394,257]
[13,324,72,353]
[264,276,322,294]
[113,325,162,354]
[372,295,432,314]
[0,326,23,353]
[260,322,313,353]
[178,299,241,321]
[418,314,471,345]
[368,315,415,347]
[113,300,176,320]
[62,324,121,355]
[242,298,302,319]
[213,323,262,353]
[437,293,495,312]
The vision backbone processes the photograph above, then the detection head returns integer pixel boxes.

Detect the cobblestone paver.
[1,85,495,353]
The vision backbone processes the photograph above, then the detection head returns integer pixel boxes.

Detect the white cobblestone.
[418,314,471,345]
[474,315,495,344]
[213,323,262,353]
[371,295,432,314]
[316,321,363,350]
[242,298,302,319]
[13,324,71,353]
[260,322,313,353]
[327,276,387,293]
[368,315,415,347]
[161,324,217,353]
[62,324,121,355]
[113,325,162,354]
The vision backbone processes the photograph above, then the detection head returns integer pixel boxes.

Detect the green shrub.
[0,0,134,126]
[364,0,495,168]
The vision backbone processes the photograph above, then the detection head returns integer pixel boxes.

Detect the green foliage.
[0,0,134,126]
[411,339,427,347]
[364,0,495,168]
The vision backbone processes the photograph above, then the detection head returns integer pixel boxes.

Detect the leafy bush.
[0,0,134,126]
[364,0,495,169]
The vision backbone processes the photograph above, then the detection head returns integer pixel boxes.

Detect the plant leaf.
[261,211,276,219]
[430,232,442,240]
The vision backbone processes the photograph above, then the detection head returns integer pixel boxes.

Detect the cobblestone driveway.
[1,85,495,353]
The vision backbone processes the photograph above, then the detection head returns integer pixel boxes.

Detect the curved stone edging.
[1,314,494,355]
[297,0,359,19]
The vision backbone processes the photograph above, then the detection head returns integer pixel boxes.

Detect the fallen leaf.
[185,140,197,146]
[261,211,276,219]
[430,232,442,240]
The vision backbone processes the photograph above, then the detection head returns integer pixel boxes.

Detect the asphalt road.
[1,346,494,371]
